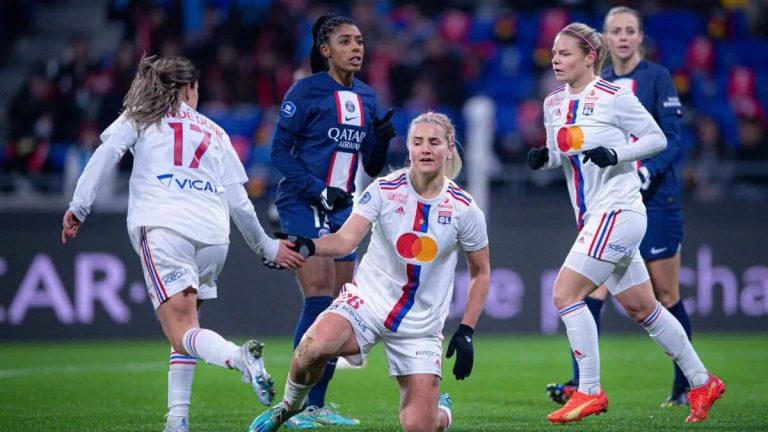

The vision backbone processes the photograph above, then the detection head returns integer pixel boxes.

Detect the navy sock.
[667,300,693,389]
[570,297,604,383]
[292,296,335,407]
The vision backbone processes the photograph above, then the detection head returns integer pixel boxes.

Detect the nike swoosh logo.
[650,247,668,254]
[345,116,358,121]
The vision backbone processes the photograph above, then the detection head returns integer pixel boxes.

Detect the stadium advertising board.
[1,202,766,340]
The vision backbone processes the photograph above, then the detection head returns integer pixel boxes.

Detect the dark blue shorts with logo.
[639,208,683,261]
[277,197,356,262]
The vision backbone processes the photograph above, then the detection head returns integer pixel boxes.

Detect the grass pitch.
[1,334,765,431]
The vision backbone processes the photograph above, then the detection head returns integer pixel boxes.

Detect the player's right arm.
[314,213,372,257]
[63,115,136,243]
[271,82,327,200]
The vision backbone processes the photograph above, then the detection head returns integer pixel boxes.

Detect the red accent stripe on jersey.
[598,209,622,259]
[598,79,621,91]
[383,263,421,332]
[334,92,343,124]
[170,360,197,365]
[546,84,566,97]
[380,183,406,190]
[447,190,470,206]
[587,213,607,256]
[594,82,616,95]
[356,94,365,128]
[345,153,357,191]
[140,227,168,302]
[379,173,407,186]
[326,151,338,185]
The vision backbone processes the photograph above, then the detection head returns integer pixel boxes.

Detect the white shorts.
[565,209,649,295]
[320,283,444,378]
[129,226,228,309]
[571,209,646,266]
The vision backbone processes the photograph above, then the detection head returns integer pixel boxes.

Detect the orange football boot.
[686,373,726,423]
[547,389,608,424]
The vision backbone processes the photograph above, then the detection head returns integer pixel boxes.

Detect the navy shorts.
[277,198,356,262]
[639,208,683,261]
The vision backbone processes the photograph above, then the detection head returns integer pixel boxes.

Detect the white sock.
[283,378,312,411]
[640,302,709,387]
[168,348,196,417]
[560,301,601,395]
[182,328,241,370]
[437,404,451,431]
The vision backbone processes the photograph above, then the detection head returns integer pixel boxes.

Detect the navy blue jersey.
[602,60,683,210]
[272,72,380,205]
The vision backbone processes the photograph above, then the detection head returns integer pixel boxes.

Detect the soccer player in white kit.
[60,56,306,432]
[527,23,725,424]
[248,112,490,432]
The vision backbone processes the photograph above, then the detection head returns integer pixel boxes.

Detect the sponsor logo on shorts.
[650,246,668,255]
[416,350,441,358]
[607,243,634,256]
[341,304,369,333]
[164,268,191,285]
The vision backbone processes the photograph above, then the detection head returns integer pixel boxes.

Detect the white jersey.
[542,78,666,229]
[69,102,248,244]
[351,171,488,337]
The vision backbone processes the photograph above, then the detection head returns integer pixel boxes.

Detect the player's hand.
[262,240,307,270]
[320,186,354,212]
[61,210,82,244]
[374,109,396,145]
[275,232,316,258]
[527,147,549,170]
[446,324,474,380]
[582,146,618,167]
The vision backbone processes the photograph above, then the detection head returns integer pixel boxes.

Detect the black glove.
[582,146,618,167]
[261,257,284,270]
[446,324,474,380]
[319,186,353,212]
[527,147,549,170]
[275,232,316,258]
[374,109,396,144]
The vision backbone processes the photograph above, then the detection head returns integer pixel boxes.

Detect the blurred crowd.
[2,0,767,202]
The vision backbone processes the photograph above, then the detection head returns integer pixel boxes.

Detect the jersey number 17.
[169,122,211,168]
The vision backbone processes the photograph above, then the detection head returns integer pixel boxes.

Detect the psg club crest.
[345,101,356,113]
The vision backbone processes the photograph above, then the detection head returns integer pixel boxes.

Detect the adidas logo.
[396,207,405,215]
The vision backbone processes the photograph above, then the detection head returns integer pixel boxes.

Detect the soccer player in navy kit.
[546,6,696,409]
[269,14,395,428]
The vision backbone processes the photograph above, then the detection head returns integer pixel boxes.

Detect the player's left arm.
[314,214,372,257]
[458,202,491,328]
[611,89,667,163]
[462,246,491,328]
[642,68,683,177]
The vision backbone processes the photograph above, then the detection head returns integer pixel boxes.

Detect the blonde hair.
[603,6,645,58]
[406,111,463,180]
[558,22,607,75]
[122,55,200,128]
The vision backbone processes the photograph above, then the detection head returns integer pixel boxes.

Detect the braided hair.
[310,14,357,74]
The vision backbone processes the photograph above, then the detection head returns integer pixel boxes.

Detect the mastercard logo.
[556,126,584,152]
[396,232,438,263]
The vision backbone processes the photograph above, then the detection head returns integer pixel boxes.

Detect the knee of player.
[655,290,680,308]
[624,301,655,322]
[552,288,580,310]
[400,409,438,432]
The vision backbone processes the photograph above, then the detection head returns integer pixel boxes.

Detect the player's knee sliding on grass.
[251,112,490,431]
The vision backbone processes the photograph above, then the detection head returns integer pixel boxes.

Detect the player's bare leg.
[397,374,450,432]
